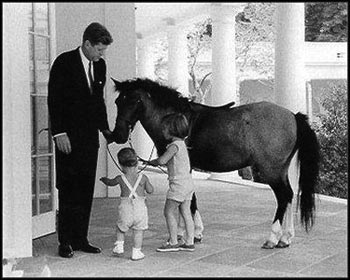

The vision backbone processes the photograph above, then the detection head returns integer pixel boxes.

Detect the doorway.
[28,3,57,239]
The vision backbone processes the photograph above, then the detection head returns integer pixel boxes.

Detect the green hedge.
[313,82,348,199]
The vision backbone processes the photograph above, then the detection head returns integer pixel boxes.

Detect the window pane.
[28,4,34,32]
[34,36,49,64]
[32,96,51,154]
[34,36,50,96]
[32,158,38,216]
[34,3,49,35]
[29,35,35,95]
[38,156,53,214]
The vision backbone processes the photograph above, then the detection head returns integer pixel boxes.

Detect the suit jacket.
[48,47,109,150]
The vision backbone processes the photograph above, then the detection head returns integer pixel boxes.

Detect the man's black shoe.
[58,244,74,258]
[72,243,101,253]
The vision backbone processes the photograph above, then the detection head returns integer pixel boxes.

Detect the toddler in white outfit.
[100,147,154,260]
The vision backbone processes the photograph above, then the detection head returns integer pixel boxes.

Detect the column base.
[208,171,243,183]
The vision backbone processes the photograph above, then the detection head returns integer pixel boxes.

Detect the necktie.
[88,61,93,94]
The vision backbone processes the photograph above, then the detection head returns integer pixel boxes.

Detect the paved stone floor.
[14,171,347,277]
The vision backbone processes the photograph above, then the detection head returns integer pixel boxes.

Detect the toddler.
[100,147,154,260]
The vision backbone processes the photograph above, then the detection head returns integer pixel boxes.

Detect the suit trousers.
[55,145,98,246]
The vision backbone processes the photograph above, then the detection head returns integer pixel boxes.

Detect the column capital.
[211,3,246,24]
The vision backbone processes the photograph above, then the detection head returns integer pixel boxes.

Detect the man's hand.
[102,129,114,144]
[99,177,108,184]
[55,134,72,154]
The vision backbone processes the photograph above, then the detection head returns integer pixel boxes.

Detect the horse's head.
[110,78,143,143]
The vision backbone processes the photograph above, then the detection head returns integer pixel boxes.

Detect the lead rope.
[127,130,168,174]
[106,126,167,174]
[106,144,124,173]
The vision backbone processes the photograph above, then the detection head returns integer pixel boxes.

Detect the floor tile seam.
[305,235,347,245]
[39,254,90,268]
[226,220,274,236]
[111,243,245,276]
[232,248,283,269]
[295,251,347,274]
[232,264,310,277]
[147,244,265,277]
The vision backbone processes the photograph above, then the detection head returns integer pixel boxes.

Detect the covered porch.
[11,170,347,277]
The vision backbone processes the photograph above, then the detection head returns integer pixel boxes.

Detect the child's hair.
[161,113,189,139]
[117,147,138,167]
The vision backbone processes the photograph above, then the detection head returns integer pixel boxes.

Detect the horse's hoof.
[261,240,276,249]
[276,240,290,248]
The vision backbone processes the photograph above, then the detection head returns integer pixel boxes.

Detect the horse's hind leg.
[276,201,294,248]
[262,177,293,249]
[277,151,300,247]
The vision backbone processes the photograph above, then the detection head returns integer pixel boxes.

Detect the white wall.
[3,3,33,258]
[54,3,136,197]
[305,42,347,79]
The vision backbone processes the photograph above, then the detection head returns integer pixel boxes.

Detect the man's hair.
[117,147,138,167]
[83,22,113,46]
[161,113,189,139]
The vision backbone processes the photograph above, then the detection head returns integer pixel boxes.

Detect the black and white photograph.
[3,2,347,277]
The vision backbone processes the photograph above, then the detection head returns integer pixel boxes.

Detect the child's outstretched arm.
[100,176,120,186]
[148,144,178,166]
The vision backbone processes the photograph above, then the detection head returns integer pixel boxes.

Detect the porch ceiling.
[134,3,227,38]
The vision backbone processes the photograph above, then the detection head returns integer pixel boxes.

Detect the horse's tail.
[190,192,198,215]
[294,112,320,232]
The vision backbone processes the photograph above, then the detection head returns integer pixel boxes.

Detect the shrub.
[313,82,348,199]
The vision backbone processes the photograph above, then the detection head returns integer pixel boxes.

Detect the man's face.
[84,40,108,62]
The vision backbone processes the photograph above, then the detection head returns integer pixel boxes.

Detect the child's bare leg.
[177,211,186,239]
[113,226,125,254]
[164,199,180,245]
[133,230,143,249]
[132,230,145,260]
[179,200,194,245]
[116,226,125,242]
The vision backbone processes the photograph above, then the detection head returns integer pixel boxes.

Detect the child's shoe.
[156,242,180,252]
[194,237,202,244]
[179,243,195,252]
[112,241,124,255]
[131,248,145,261]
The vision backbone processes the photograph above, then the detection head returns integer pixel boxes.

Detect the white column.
[210,3,244,106]
[104,3,137,197]
[209,3,244,182]
[137,34,156,80]
[275,3,305,204]
[132,35,157,161]
[166,18,190,97]
[306,80,313,123]
[275,3,306,114]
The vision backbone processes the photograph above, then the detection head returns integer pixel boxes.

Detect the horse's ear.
[111,77,122,89]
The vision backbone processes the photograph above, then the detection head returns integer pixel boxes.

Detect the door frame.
[31,3,58,239]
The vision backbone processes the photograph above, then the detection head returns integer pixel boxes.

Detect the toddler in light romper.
[100,147,154,261]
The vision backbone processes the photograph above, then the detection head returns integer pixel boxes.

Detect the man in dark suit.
[48,22,113,258]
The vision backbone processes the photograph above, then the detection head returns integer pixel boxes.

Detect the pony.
[109,77,320,249]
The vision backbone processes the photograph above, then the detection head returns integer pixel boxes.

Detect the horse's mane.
[124,78,191,110]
